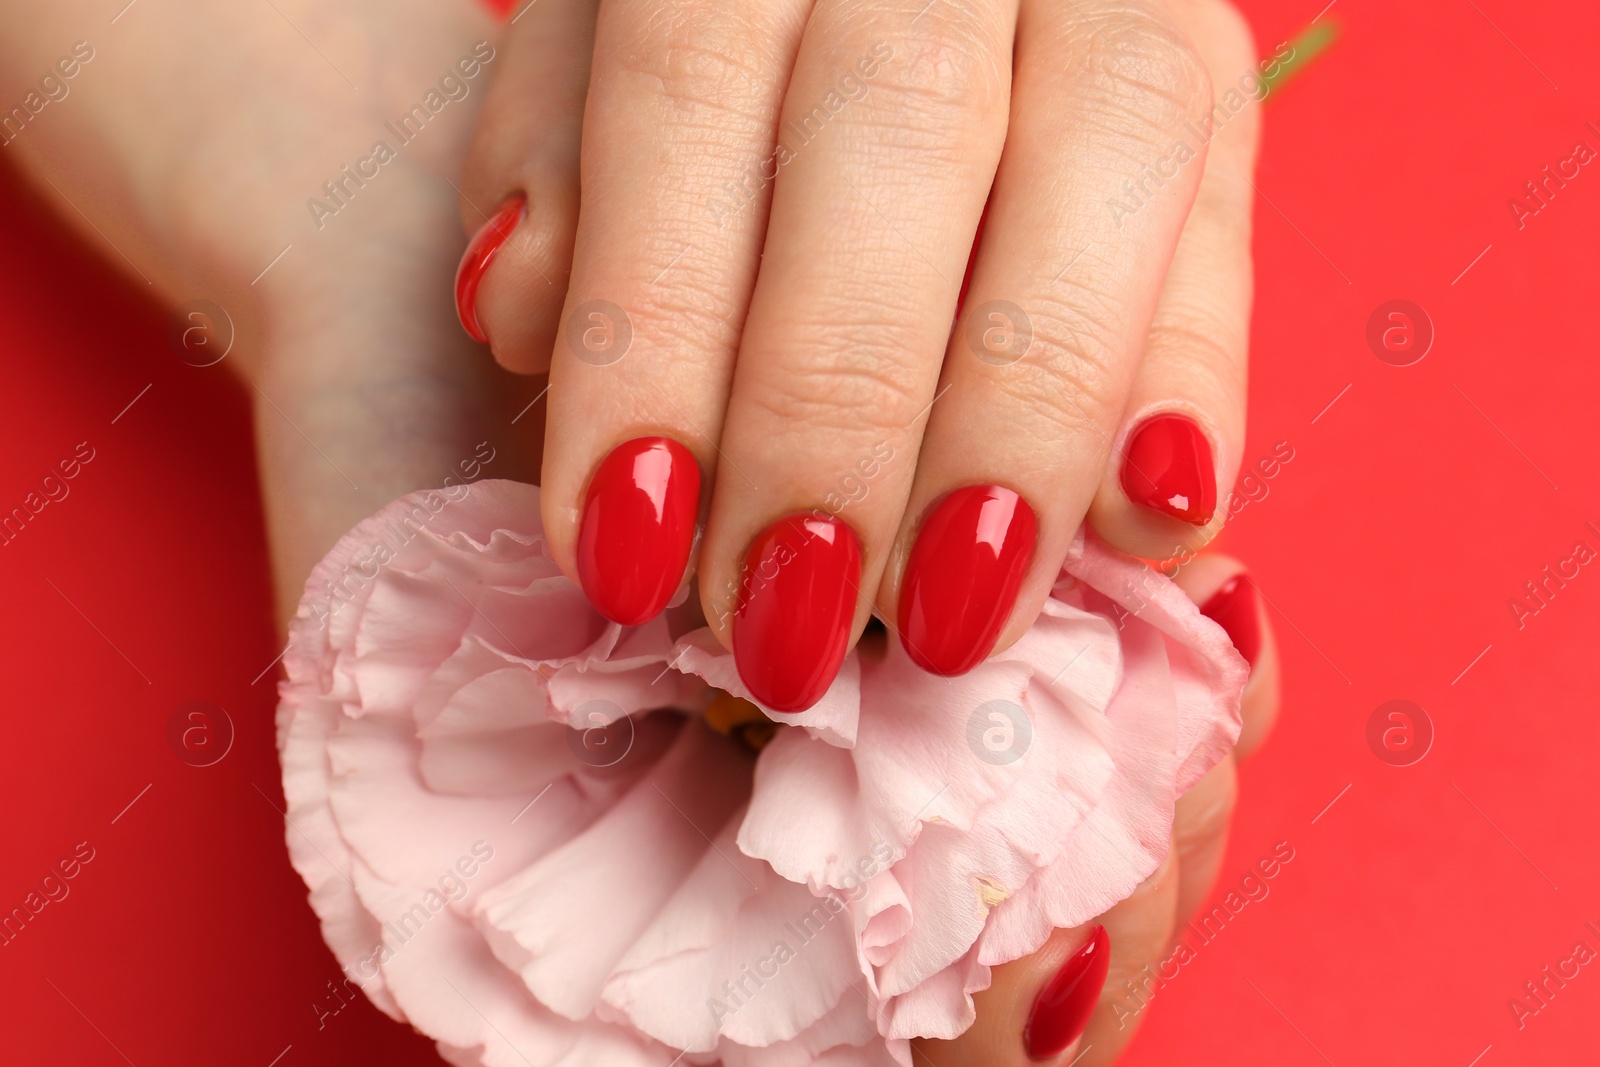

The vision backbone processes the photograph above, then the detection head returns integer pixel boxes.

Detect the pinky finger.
[910,852,1181,1067]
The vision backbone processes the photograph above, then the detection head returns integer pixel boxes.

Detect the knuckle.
[1055,5,1212,137]
[1107,12,1212,111]
[1145,316,1244,378]
[1039,284,1133,387]
[612,5,785,123]
[833,15,1009,131]
[745,333,929,437]
[982,301,1129,439]
[624,271,746,355]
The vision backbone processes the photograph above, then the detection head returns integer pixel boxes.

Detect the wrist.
[250,173,540,619]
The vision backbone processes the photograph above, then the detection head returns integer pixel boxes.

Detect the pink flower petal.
[475,721,752,1021]
[603,806,858,1052]
[277,482,1246,1063]
[670,630,861,748]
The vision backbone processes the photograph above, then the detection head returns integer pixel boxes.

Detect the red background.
[2,0,1597,1063]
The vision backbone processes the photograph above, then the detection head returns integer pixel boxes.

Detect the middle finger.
[699,0,1018,711]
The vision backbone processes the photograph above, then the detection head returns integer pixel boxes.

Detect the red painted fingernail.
[1120,413,1217,524]
[576,436,700,626]
[1024,925,1110,1061]
[454,194,526,343]
[899,485,1036,676]
[733,514,861,713]
[1200,572,1261,668]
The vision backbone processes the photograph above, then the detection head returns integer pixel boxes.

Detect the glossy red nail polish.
[1201,572,1261,668]
[577,437,700,626]
[733,514,862,713]
[454,194,526,343]
[1120,414,1217,524]
[1024,925,1110,1061]
[899,485,1036,676]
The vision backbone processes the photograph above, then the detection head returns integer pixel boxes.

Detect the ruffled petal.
[277,481,1245,1065]
[671,629,861,748]
[603,805,858,1052]
[475,721,753,1021]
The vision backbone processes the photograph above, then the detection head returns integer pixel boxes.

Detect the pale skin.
[0,0,1276,1062]
[465,0,1265,666]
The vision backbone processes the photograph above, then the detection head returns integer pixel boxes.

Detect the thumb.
[911,847,1181,1066]
[453,0,594,371]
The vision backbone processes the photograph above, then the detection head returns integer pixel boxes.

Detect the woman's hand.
[457,0,1265,711]
[5,2,1278,1059]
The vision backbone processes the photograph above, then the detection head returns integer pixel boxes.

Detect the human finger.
[454,0,599,373]
[881,0,1214,676]
[911,847,1181,1066]
[1087,0,1262,560]
[697,0,1018,709]
[537,0,815,625]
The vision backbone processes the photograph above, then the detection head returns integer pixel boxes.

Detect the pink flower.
[278,480,1244,1066]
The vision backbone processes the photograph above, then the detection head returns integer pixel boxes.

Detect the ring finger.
[881,0,1217,677]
